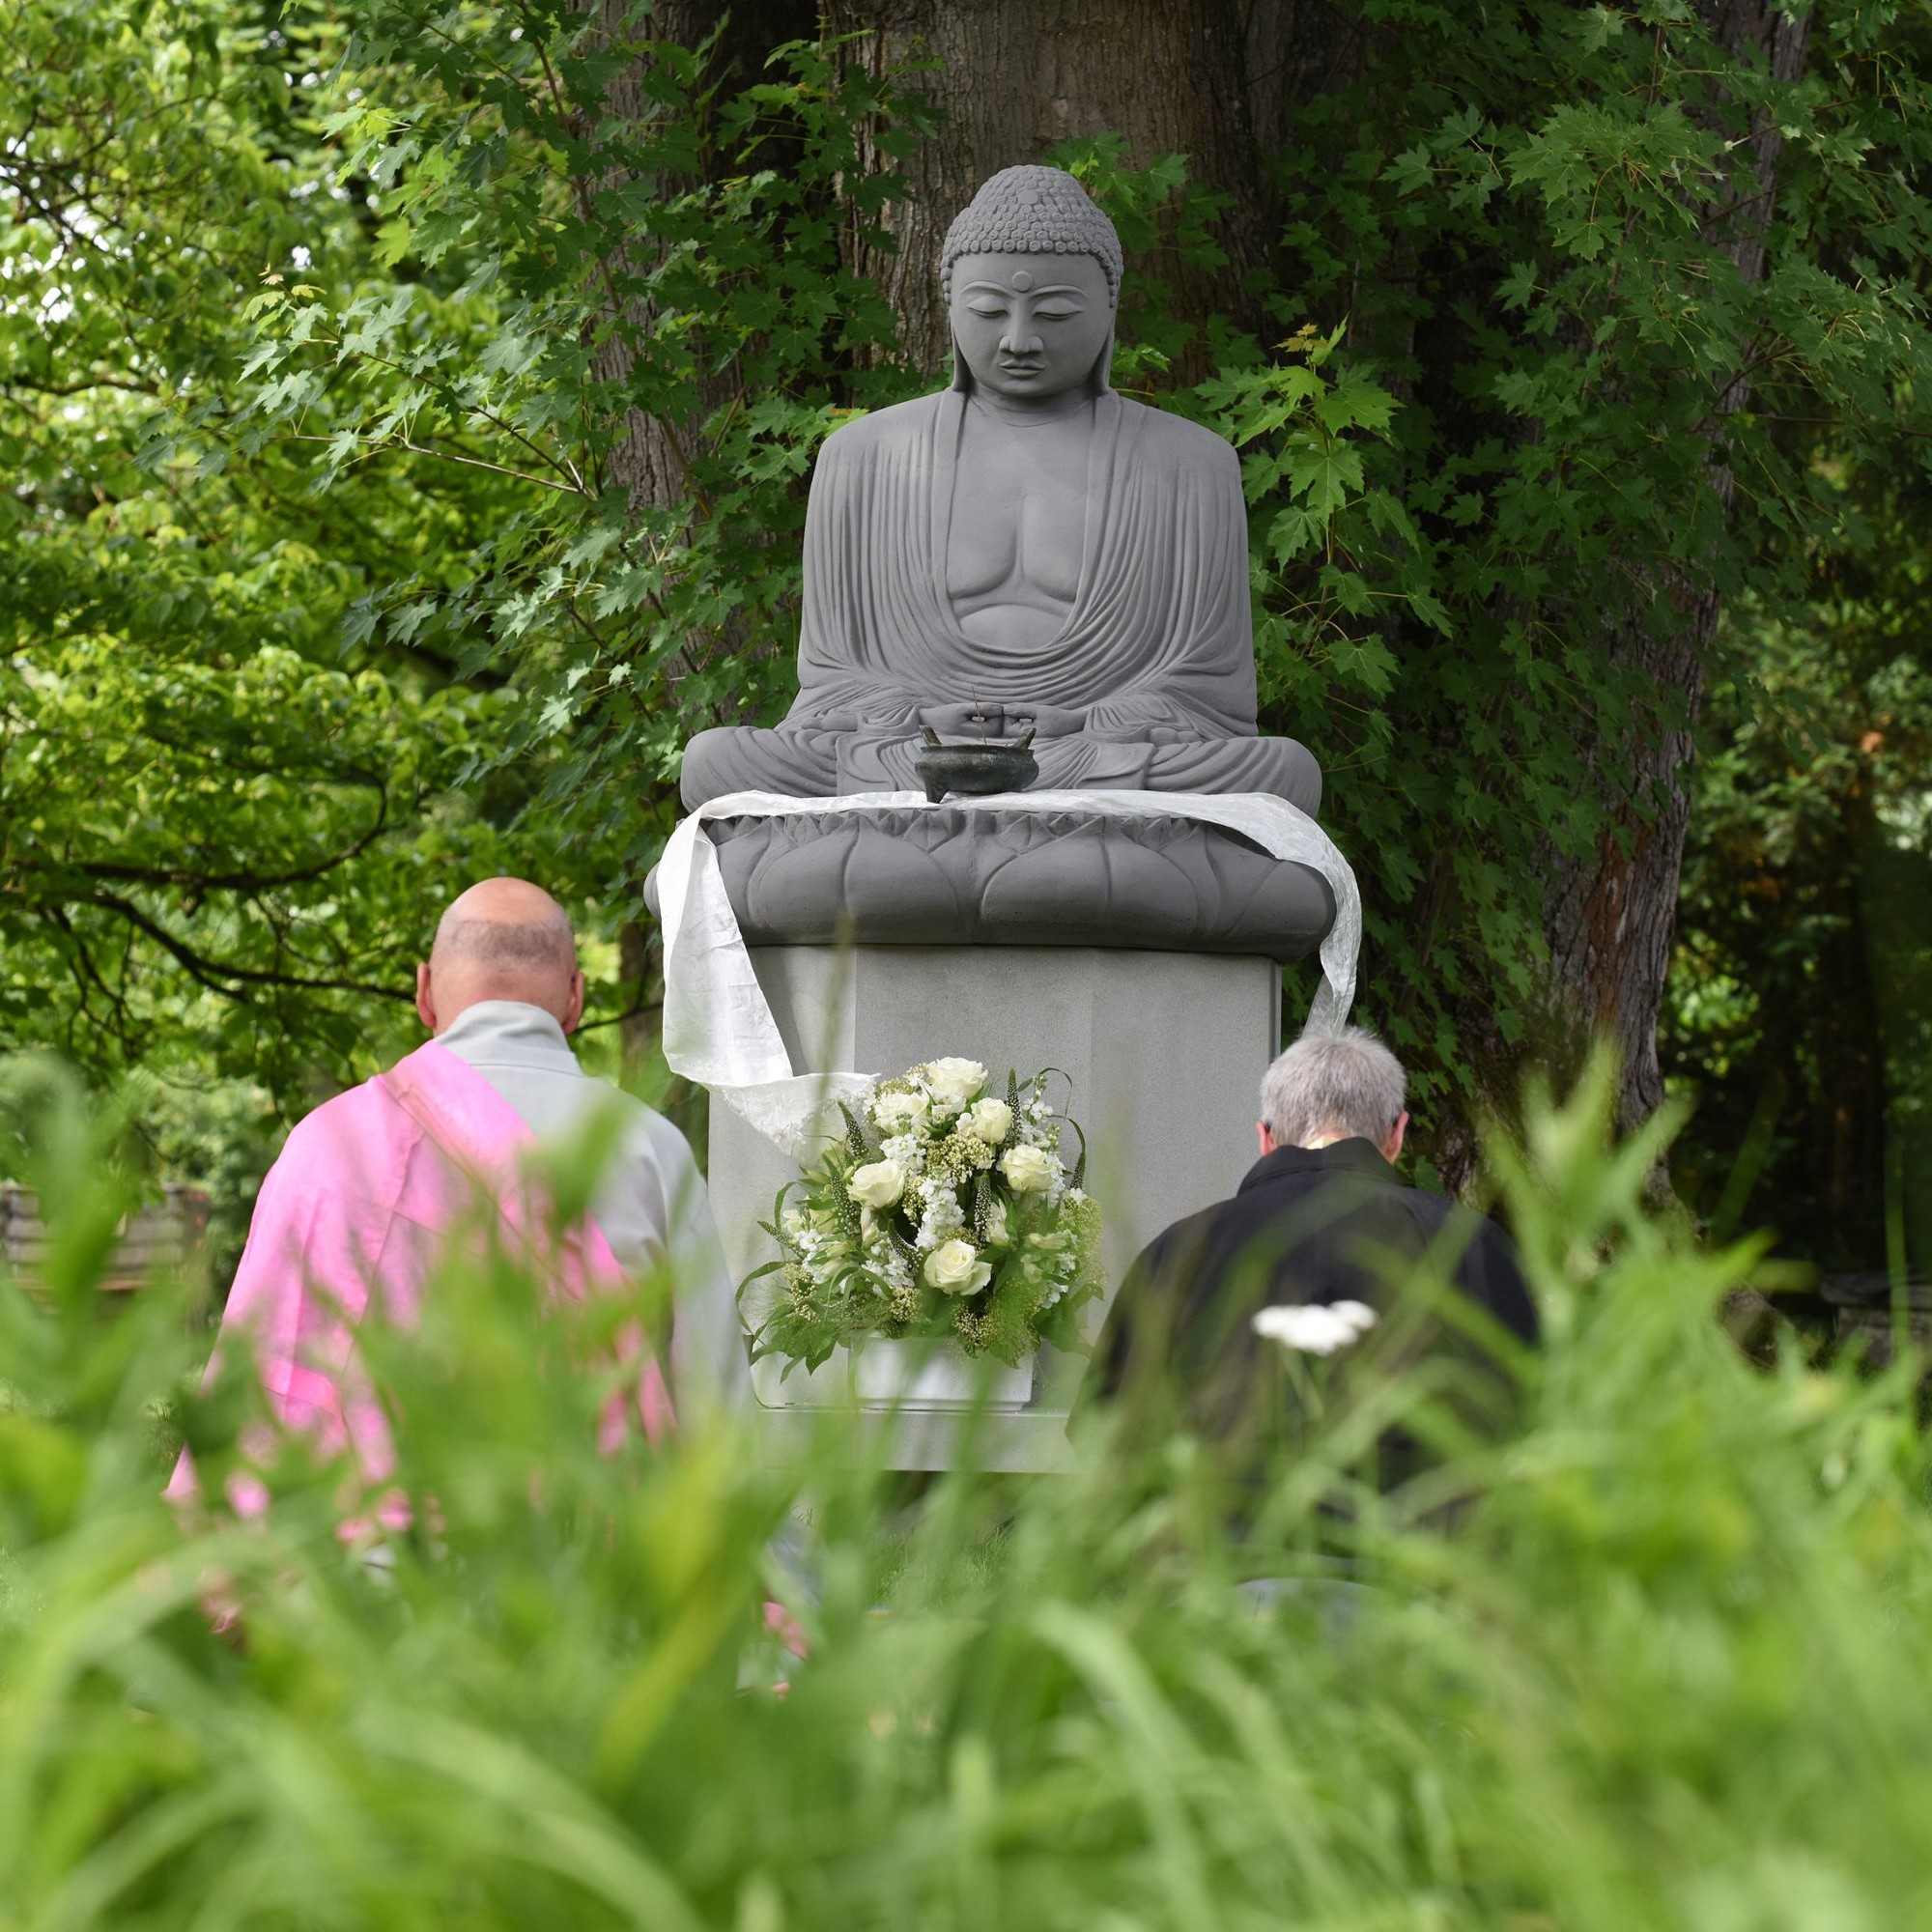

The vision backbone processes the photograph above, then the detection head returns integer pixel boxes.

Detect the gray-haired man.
[1084,1025,1535,1448]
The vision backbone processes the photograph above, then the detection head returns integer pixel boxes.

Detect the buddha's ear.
[1087,320,1115,395]
[950,329,972,392]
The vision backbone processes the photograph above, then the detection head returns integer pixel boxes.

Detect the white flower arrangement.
[746,1058,1101,1373]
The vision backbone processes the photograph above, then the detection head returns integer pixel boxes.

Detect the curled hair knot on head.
[940,164,1123,310]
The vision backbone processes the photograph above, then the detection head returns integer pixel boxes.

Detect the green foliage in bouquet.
[748,1058,1101,1372]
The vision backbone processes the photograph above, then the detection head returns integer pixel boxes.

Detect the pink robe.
[167,1038,673,1522]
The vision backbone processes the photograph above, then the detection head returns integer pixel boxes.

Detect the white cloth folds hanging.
[654,789,1363,1156]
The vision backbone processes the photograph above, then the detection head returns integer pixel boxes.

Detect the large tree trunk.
[576,0,814,1078]
[1494,1,1811,1179]
[824,0,1276,379]
[582,0,812,513]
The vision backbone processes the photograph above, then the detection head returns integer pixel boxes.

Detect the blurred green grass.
[3,1055,1928,1929]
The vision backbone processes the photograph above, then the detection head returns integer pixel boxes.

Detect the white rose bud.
[966,1096,1012,1145]
[872,1090,926,1133]
[923,1056,987,1114]
[1000,1144,1059,1193]
[983,1199,1011,1247]
[846,1158,906,1210]
[923,1237,992,1295]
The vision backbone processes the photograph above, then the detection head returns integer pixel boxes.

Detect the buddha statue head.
[941,165,1123,404]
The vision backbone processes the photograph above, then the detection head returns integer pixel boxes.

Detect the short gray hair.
[431,907,575,978]
[1260,1025,1406,1147]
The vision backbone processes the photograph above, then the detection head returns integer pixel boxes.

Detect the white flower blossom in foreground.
[1250,1300,1378,1356]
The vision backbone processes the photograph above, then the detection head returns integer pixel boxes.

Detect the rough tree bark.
[583,0,810,514]
[577,0,813,1074]
[1481,0,1812,1187]
[824,0,1278,378]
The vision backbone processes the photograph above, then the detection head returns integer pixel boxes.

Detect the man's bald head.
[415,877,585,1035]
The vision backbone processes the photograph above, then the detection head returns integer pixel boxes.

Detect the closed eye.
[1036,305,1080,322]
[965,298,1010,318]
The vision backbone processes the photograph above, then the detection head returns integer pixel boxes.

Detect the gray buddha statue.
[664,165,1335,959]
[682,165,1321,811]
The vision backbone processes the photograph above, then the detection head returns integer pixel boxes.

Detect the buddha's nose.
[1001,320,1043,356]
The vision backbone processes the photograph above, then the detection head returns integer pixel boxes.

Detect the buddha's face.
[949,251,1113,403]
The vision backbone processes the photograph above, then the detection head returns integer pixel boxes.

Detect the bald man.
[179,879,747,1521]
[415,878,749,1416]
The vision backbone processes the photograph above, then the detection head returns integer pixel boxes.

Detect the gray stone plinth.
[709,944,1281,1470]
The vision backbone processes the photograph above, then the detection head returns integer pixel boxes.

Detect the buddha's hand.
[916,701,1086,740]
[916,700,1013,739]
[1084,699,1201,746]
[1002,704,1087,738]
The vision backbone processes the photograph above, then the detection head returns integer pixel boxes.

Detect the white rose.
[1000,1144,1060,1194]
[846,1158,906,1210]
[923,1237,992,1295]
[965,1097,1012,1145]
[1250,1300,1378,1357]
[923,1056,987,1114]
[872,1090,927,1133]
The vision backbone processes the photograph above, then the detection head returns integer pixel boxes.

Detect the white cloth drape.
[654,789,1363,1155]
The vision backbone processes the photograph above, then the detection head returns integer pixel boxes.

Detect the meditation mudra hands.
[913,699,1238,755]
[678,164,1321,821]
[916,700,1088,743]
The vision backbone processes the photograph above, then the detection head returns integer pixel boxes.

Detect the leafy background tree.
[2,0,617,1252]
[1666,472,1932,1275]
[4,0,1927,1283]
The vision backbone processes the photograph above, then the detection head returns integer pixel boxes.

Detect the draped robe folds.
[679,389,1321,810]
[165,1039,673,1528]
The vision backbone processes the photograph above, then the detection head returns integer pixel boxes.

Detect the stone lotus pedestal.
[710,943,1281,1472]
[696,806,1335,957]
